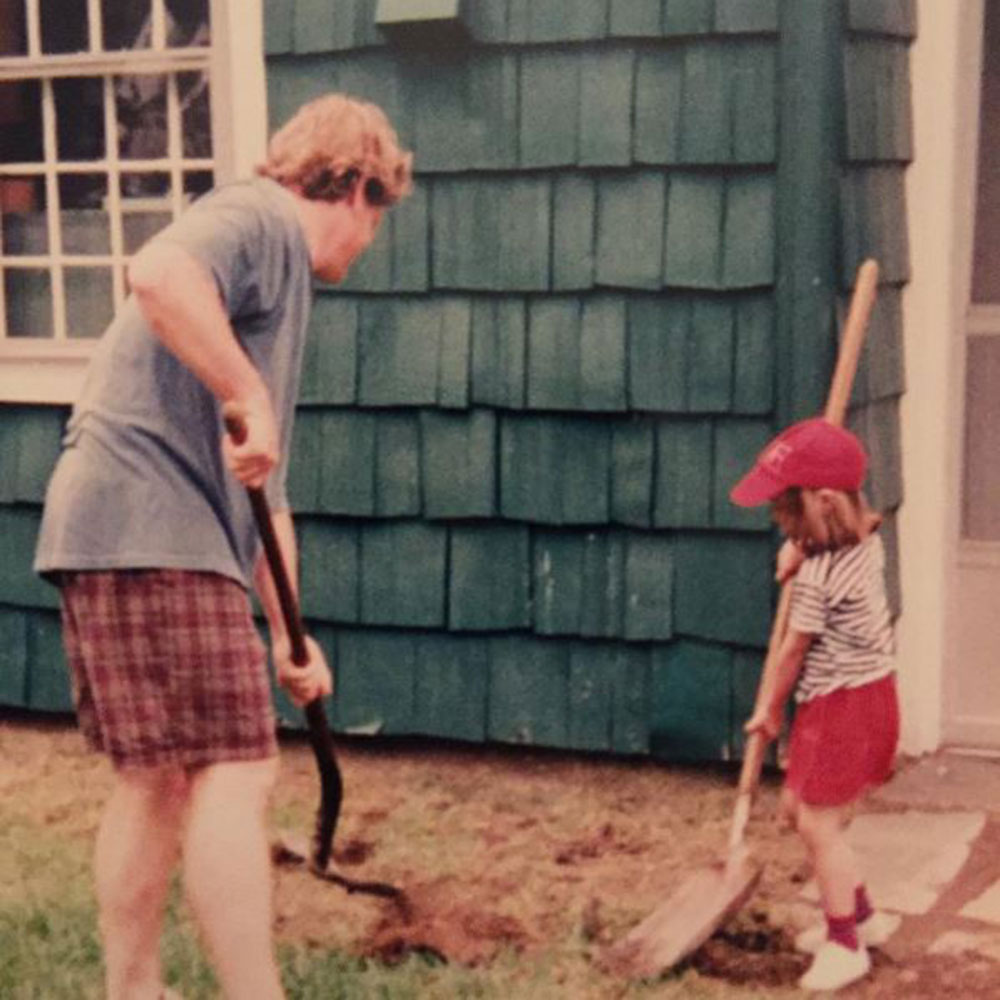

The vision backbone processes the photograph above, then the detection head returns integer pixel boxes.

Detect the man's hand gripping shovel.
[224,403,401,899]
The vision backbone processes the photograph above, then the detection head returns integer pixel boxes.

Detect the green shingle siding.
[374,413,421,516]
[653,419,713,528]
[845,41,913,163]
[298,298,358,406]
[611,419,655,527]
[500,416,611,525]
[596,174,667,290]
[847,0,917,39]
[650,640,731,760]
[0,507,57,610]
[673,533,772,646]
[413,634,489,740]
[26,611,71,712]
[449,525,530,630]
[0,407,65,503]
[421,409,496,518]
[469,298,527,408]
[715,0,779,35]
[840,166,910,287]
[359,522,447,627]
[663,0,714,37]
[552,175,597,291]
[333,630,416,734]
[609,0,662,38]
[0,607,28,706]
[4,0,912,770]
[487,636,569,745]
[579,51,634,167]
[297,519,360,623]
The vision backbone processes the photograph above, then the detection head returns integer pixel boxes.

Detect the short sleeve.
[149,184,283,320]
[788,554,828,635]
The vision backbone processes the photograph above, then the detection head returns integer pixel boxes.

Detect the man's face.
[314,185,384,284]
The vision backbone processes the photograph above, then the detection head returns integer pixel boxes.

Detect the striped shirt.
[789,532,896,703]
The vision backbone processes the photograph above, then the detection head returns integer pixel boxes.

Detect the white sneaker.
[799,940,871,992]
[795,910,901,954]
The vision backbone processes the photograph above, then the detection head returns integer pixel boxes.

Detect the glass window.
[0,0,214,343]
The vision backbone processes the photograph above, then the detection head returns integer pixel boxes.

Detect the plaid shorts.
[59,569,277,769]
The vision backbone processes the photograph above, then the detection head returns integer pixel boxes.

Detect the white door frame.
[898,0,986,753]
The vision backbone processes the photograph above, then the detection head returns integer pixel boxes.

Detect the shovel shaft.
[223,402,343,871]
[739,259,880,811]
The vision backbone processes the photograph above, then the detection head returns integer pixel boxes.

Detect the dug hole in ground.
[3,715,1000,998]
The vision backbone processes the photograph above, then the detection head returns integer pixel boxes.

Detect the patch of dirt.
[363,876,534,966]
[5,715,1000,997]
[691,911,808,987]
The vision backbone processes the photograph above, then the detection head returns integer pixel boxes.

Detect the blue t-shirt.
[34,177,313,588]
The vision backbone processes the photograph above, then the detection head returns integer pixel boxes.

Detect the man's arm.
[128,242,277,488]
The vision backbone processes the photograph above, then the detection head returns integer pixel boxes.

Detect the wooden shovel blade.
[601,852,762,979]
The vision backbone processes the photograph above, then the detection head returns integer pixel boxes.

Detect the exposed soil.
[4,713,1000,997]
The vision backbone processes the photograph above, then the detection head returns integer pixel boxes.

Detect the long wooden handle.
[824,258,880,426]
[222,405,307,664]
[223,401,343,871]
[735,259,880,813]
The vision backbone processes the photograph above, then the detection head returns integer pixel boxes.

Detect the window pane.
[0,80,43,164]
[0,0,28,56]
[101,0,152,51]
[2,178,48,255]
[179,72,212,158]
[54,78,106,162]
[963,336,1000,539]
[61,174,110,255]
[65,267,113,337]
[121,172,171,253]
[120,170,169,200]
[4,268,53,337]
[116,74,168,160]
[183,170,213,200]
[39,0,88,54]
[168,0,210,47]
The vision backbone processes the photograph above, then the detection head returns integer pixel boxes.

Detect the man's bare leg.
[182,757,283,1000]
[95,767,190,1000]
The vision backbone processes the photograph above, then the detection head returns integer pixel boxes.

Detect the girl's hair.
[257,94,413,207]
[772,487,882,554]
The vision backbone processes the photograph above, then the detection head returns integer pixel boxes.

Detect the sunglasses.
[304,166,392,207]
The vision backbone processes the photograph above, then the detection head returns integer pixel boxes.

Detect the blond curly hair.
[258,93,413,206]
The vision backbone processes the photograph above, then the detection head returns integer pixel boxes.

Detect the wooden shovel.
[602,258,880,978]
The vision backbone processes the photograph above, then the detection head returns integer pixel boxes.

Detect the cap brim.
[729,465,785,507]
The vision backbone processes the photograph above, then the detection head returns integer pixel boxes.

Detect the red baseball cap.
[730,418,868,507]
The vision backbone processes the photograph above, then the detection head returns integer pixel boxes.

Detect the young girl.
[731,417,901,993]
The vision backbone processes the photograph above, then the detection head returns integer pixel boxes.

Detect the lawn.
[3,713,990,998]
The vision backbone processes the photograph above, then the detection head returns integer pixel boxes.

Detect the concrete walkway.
[807,752,1000,964]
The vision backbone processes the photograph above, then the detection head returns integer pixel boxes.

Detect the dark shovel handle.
[223,403,342,872]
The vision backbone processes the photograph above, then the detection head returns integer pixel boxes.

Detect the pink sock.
[855,884,874,924]
[826,912,859,951]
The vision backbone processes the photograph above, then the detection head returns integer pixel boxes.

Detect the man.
[34,94,412,1000]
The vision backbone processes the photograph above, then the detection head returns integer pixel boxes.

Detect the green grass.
[0,768,783,999]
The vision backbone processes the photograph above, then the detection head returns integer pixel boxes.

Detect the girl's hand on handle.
[775,539,805,584]
[221,395,280,488]
[744,705,784,742]
[272,635,334,707]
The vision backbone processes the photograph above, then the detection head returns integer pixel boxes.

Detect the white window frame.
[0,0,266,404]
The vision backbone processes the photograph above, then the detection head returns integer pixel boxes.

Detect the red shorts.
[59,569,277,769]
[785,674,899,807]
